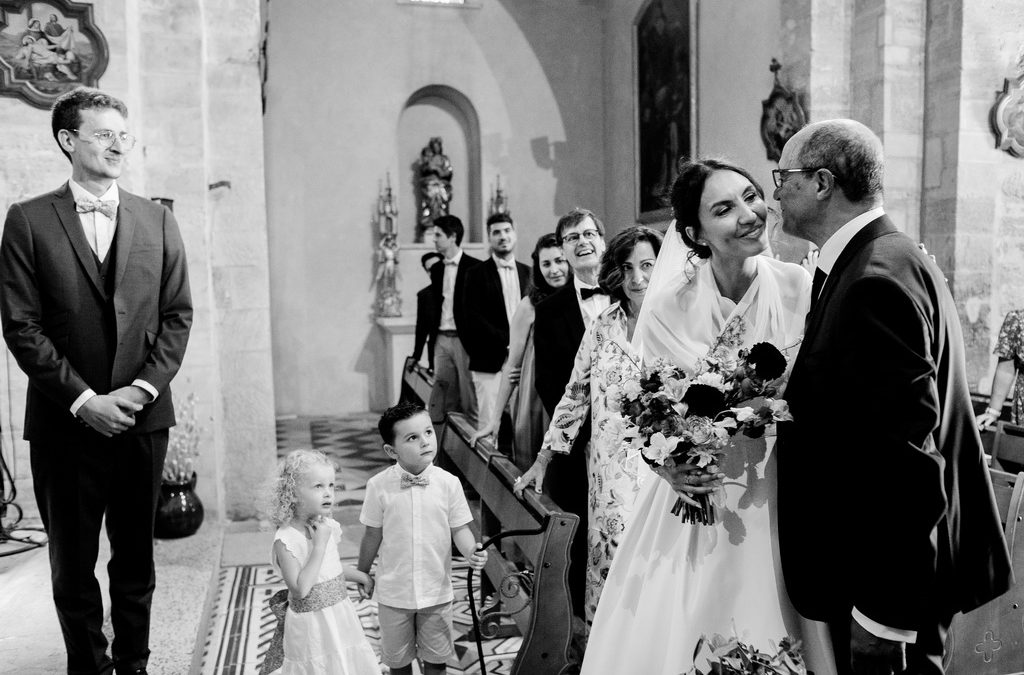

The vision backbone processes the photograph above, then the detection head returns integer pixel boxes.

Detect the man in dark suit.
[428,215,481,424]
[462,213,530,426]
[411,251,443,372]
[531,207,608,621]
[0,88,192,675]
[774,119,1011,675]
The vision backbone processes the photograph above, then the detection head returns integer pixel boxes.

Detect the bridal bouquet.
[616,342,792,525]
[691,633,806,675]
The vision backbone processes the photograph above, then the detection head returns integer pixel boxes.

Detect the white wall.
[264,0,605,414]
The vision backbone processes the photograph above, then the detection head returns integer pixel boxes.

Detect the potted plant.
[155,392,205,538]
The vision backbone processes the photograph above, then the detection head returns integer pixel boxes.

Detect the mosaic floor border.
[199,558,521,674]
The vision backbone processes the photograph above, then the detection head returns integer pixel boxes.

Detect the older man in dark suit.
[775,119,1011,675]
[0,87,192,675]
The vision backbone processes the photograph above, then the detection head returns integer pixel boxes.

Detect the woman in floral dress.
[515,226,663,625]
[977,309,1024,429]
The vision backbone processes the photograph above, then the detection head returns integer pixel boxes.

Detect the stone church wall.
[0,0,276,519]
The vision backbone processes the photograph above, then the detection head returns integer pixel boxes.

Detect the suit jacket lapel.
[52,183,106,299]
[113,190,137,291]
[803,215,899,344]
[517,262,530,297]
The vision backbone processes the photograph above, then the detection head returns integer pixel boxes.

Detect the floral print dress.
[995,309,1024,424]
[541,303,646,624]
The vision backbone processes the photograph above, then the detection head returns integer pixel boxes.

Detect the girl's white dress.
[270,520,379,675]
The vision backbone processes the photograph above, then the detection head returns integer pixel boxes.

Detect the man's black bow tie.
[580,286,607,300]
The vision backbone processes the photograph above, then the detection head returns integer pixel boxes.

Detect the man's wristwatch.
[985,406,1001,417]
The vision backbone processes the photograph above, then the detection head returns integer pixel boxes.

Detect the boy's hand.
[468,543,488,571]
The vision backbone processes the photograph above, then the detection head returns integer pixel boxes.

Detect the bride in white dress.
[580,160,836,675]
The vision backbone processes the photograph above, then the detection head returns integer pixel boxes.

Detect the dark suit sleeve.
[839,275,946,629]
[132,206,192,392]
[0,203,92,406]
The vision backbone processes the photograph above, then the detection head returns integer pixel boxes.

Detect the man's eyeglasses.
[771,167,820,189]
[562,229,601,245]
[69,129,137,151]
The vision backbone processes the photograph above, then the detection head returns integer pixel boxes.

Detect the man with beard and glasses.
[461,213,530,428]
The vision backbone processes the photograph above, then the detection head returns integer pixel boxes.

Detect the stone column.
[923,0,1024,388]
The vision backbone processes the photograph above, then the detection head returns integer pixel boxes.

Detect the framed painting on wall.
[634,0,697,223]
[0,0,108,109]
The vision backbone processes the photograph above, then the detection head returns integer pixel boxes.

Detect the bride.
[580,159,836,675]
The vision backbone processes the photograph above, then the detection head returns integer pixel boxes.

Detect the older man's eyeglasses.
[69,129,137,151]
[562,229,601,245]
[771,167,820,189]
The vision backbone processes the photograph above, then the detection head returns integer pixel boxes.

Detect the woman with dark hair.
[580,160,835,674]
[470,233,570,468]
[514,226,663,626]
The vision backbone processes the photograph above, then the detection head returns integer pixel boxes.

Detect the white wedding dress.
[580,231,836,675]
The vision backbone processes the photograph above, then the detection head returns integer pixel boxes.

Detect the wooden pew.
[441,412,578,675]
[943,468,1024,674]
[400,356,434,406]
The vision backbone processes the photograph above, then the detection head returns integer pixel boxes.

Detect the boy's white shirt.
[359,463,473,609]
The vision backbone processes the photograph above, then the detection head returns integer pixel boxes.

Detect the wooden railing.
[441,412,577,675]
[400,362,578,674]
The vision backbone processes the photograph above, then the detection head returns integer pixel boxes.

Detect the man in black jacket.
[428,215,480,424]
[462,213,530,426]
[532,207,608,620]
[775,119,1011,675]
[411,251,442,372]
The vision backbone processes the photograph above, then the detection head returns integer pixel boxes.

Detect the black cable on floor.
[0,420,46,557]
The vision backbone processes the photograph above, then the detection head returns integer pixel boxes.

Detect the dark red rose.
[682,384,727,418]
[746,342,787,380]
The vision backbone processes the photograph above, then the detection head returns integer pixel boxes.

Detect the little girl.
[260,450,380,675]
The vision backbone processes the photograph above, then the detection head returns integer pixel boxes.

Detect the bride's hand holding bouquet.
[617,340,793,524]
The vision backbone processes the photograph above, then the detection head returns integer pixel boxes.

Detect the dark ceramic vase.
[155,472,204,539]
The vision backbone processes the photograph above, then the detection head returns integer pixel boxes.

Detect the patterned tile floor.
[198,415,521,674]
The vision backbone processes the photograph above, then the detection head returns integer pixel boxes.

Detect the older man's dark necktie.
[580,286,607,300]
[810,268,827,313]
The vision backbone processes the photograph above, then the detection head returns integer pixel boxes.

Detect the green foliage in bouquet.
[163,392,200,484]
[691,633,806,675]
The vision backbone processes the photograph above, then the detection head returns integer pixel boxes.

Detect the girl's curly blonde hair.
[266,449,337,526]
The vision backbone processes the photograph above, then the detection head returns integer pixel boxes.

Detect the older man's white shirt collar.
[816,207,885,275]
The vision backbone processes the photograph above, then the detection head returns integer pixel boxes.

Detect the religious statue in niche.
[375,175,402,317]
[415,136,453,243]
[991,47,1024,158]
[761,58,807,162]
[0,0,108,109]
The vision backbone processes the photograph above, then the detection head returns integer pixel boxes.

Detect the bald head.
[785,119,884,204]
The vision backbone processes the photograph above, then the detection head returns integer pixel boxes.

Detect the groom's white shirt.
[815,205,917,645]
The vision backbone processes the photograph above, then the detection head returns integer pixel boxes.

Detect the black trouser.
[828,608,950,675]
[31,430,168,675]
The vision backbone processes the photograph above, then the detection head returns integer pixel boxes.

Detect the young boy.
[359,401,487,675]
